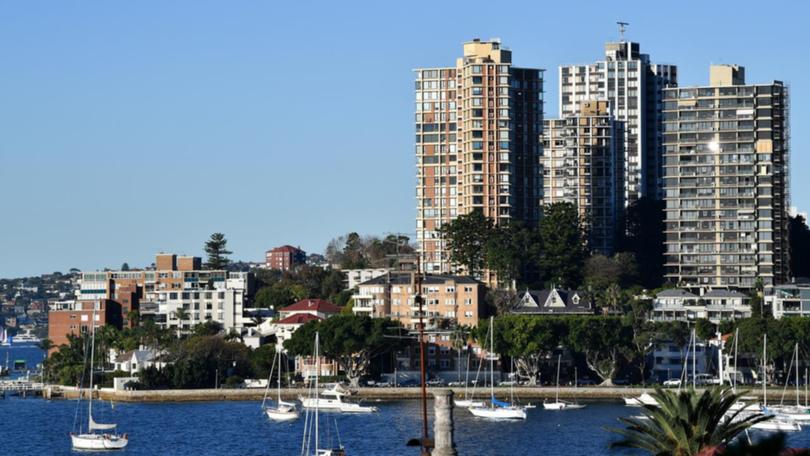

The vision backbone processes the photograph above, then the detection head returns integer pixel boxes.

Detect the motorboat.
[300,388,378,413]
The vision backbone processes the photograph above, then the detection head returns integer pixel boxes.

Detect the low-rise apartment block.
[352,273,485,329]
[47,299,123,350]
[650,288,751,323]
[69,253,255,336]
[767,280,810,318]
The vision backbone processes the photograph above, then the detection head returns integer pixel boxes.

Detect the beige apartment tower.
[542,100,622,254]
[662,65,789,289]
[415,39,543,273]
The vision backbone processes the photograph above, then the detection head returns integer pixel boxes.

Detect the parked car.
[662,379,681,387]
[426,378,446,387]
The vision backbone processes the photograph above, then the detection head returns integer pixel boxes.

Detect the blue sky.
[1,0,808,277]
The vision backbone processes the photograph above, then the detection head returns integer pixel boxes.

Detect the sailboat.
[765,343,810,422]
[262,350,299,422]
[0,328,10,346]
[468,317,527,420]
[728,334,801,432]
[543,354,586,410]
[454,344,484,408]
[300,332,345,456]
[70,308,129,450]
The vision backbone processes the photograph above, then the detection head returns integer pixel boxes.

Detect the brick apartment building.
[265,245,306,271]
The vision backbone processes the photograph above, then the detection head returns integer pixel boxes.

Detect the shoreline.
[44,385,784,403]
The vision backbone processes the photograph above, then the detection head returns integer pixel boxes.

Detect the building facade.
[542,100,622,254]
[265,245,306,271]
[47,299,123,350]
[352,273,485,329]
[73,253,255,335]
[415,39,543,273]
[767,281,810,318]
[560,40,676,205]
[343,268,390,290]
[662,65,789,289]
[650,288,751,323]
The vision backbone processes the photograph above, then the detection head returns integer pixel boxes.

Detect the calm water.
[0,344,45,378]
[3,397,810,456]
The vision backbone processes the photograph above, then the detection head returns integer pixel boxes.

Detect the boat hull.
[468,406,527,420]
[300,397,378,413]
[265,407,299,422]
[543,401,586,411]
[454,399,484,408]
[71,433,128,450]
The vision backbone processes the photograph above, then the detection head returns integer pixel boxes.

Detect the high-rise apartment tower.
[662,65,789,289]
[559,41,676,205]
[415,39,543,273]
[542,101,623,254]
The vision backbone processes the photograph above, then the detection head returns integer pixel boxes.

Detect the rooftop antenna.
[617,21,629,41]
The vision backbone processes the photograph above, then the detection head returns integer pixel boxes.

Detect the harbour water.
[3,397,810,455]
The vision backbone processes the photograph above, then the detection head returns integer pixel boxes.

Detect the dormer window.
[572,294,580,305]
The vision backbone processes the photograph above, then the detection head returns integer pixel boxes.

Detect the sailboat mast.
[733,328,739,391]
[489,316,494,407]
[796,343,800,407]
[315,332,319,453]
[278,351,282,404]
[88,304,97,432]
[763,334,767,408]
[555,354,561,403]
[691,328,696,389]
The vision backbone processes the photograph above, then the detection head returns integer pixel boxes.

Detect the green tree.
[254,283,299,310]
[695,319,716,342]
[567,316,632,385]
[284,315,405,387]
[250,343,277,379]
[494,315,562,385]
[204,232,232,270]
[608,386,771,456]
[439,210,494,276]
[121,262,130,271]
[539,202,586,288]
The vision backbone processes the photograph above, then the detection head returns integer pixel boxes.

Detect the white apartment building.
[651,288,751,323]
[560,40,676,204]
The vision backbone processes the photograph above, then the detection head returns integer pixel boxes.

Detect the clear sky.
[1,0,808,278]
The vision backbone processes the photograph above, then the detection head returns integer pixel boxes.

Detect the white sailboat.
[768,343,810,422]
[469,317,527,420]
[727,334,802,433]
[71,308,129,451]
[262,350,299,422]
[0,328,11,346]
[301,332,345,456]
[454,342,484,408]
[544,355,586,411]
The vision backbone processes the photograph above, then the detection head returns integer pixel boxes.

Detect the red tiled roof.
[276,313,322,325]
[281,299,342,314]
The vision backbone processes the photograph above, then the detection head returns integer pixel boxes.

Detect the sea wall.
[47,385,785,403]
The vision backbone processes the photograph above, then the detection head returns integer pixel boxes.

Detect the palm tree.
[608,386,771,455]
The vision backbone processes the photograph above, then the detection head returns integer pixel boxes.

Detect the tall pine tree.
[204,232,232,270]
